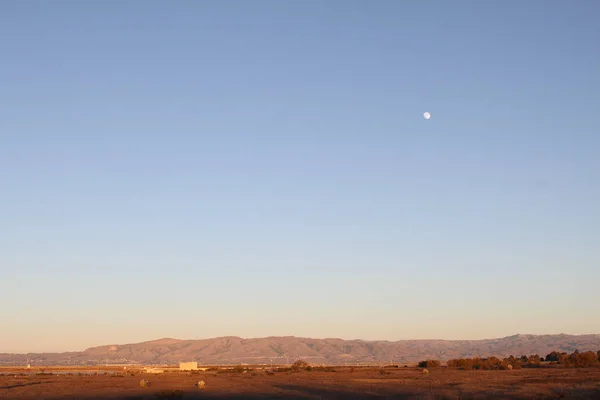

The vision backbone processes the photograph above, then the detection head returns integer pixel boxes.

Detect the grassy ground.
[2,366,600,399]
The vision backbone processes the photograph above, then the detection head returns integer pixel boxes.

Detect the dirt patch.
[1,367,599,399]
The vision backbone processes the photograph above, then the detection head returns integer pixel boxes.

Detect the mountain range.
[2,334,599,366]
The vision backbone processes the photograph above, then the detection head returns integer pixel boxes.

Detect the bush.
[448,350,598,371]
[507,360,522,369]
[523,355,541,368]
[418,360,440,368]
[566,351,599,367]
[291,360,310,372]
[447,357,519,370]
[447,358,474,370]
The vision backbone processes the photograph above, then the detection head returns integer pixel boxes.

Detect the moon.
[423,112,431,120]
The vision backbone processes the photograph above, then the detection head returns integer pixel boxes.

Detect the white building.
[179,361,198,371]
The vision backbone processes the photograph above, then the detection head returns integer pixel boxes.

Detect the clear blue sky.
[1,0,599,353]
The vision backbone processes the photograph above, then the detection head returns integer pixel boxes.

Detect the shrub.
[520,355,542,368]
[448,350,598,371]
[458,359,473,370]
[504,357,522,369]
[570,351,599,367]
[549,351,599,368]
[448,357,519,371]
[291,360,310,372]
[472,358,483,370]
[486,357,503,370]
[512,362,523,369]
[418,360,440,368]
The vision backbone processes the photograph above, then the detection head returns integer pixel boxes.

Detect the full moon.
[423,112,431,120]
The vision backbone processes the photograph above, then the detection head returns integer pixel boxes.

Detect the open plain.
[2,366,600,399]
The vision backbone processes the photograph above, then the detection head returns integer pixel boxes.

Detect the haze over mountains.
[2,334,600,366]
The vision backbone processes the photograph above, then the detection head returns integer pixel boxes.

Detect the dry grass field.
[2,366,600,399]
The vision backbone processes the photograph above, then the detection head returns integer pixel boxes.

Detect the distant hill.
[2,334,599,366]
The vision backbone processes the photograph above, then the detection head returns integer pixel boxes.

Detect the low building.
[144,367,164,374]
[179,361,198,371]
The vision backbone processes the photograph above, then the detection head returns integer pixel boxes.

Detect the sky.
[1,0,599,353]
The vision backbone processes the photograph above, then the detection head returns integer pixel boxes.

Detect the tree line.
[418,349,600,370]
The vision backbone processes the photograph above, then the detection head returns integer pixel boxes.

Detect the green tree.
[545,351,560,362]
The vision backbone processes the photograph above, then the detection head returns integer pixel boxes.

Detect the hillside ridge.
[2,334,599,366]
